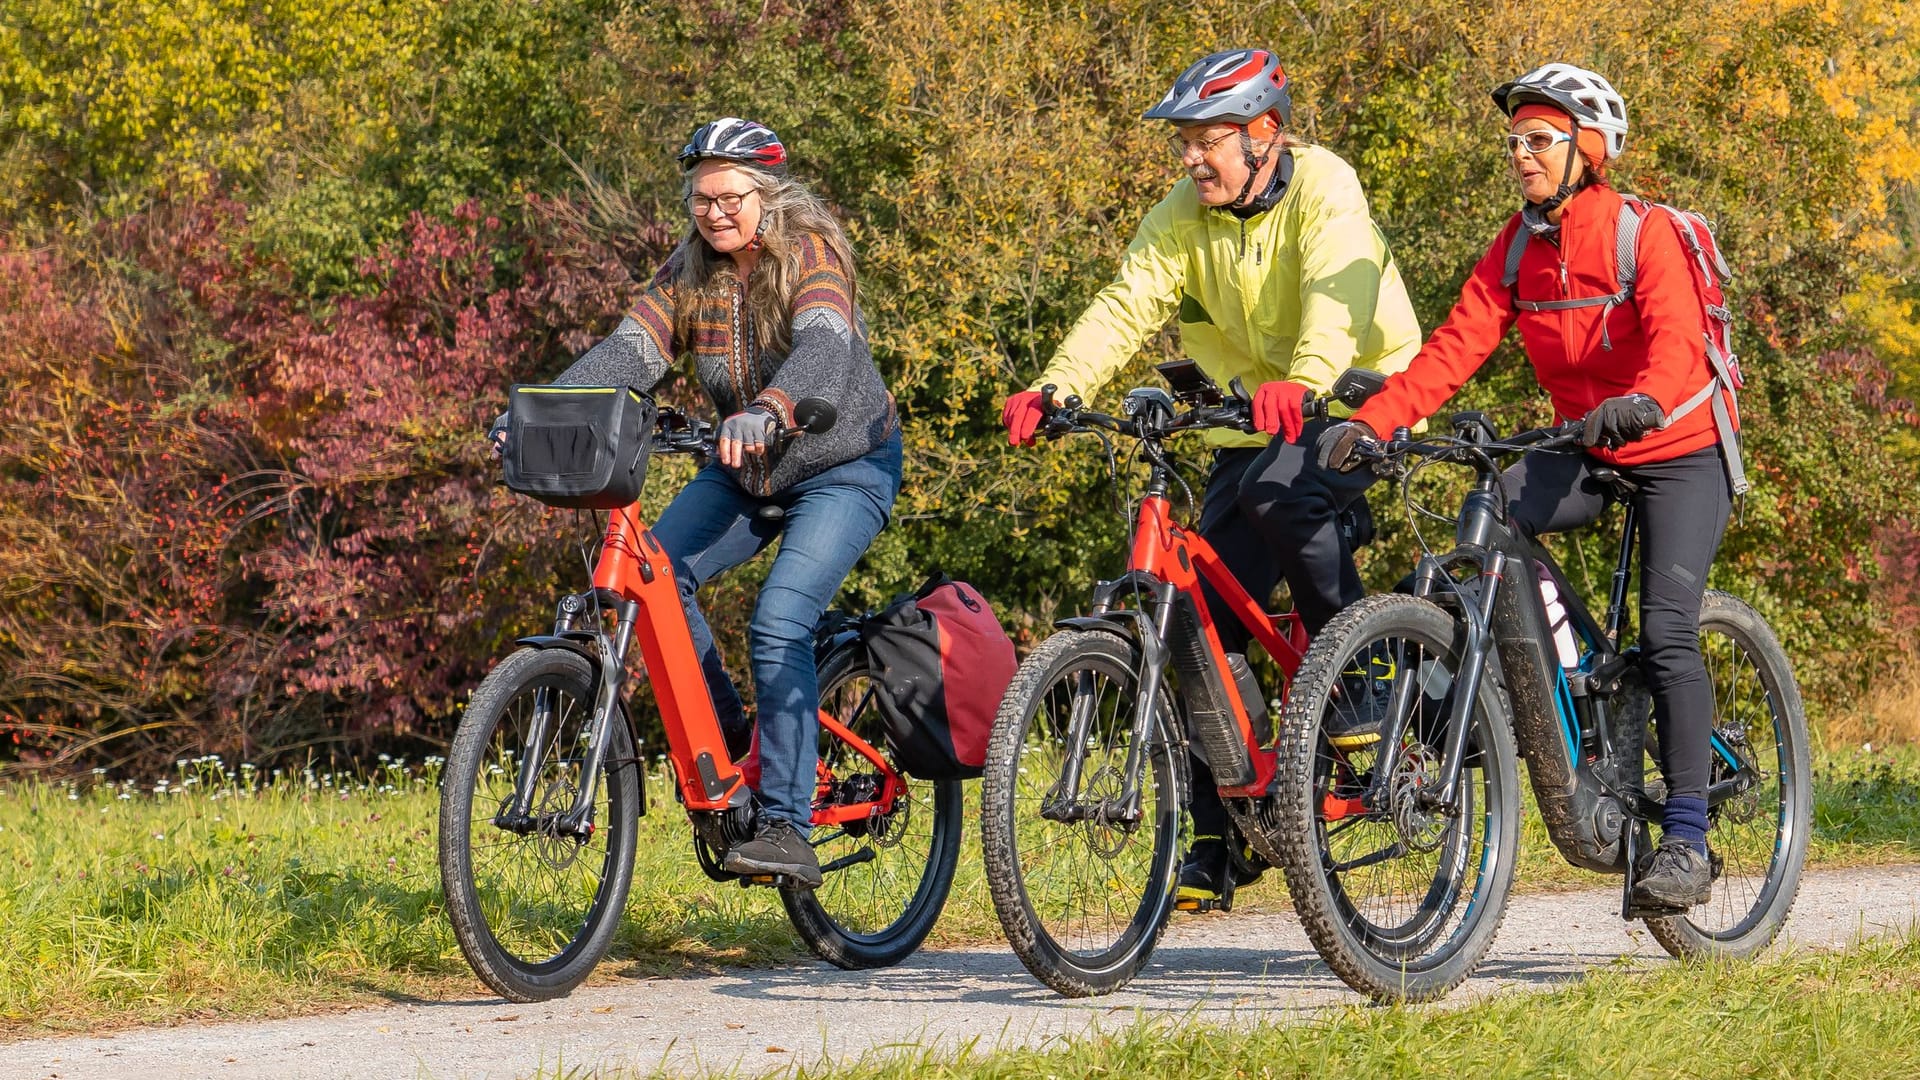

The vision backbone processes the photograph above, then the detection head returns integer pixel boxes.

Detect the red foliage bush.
[1,194,674,768]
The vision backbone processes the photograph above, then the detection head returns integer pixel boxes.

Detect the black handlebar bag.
[502,384,656,510]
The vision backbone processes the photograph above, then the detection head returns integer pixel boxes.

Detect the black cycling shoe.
[721,819,823,889]
[1174,837,1263,913]
[1632,839,1713,909]
[1325,645,1396,749]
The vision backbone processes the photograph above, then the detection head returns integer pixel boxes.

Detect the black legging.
[1503,446,1733,804]
[1188,419,1377,840]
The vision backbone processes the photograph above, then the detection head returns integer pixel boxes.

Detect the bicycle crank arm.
[819,848,877,874]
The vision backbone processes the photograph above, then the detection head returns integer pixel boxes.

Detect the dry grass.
[1821,660,1920,749]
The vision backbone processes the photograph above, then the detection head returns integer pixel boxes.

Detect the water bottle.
[1535,562,1580,669]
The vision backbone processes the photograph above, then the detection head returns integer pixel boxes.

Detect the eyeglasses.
[685,190,755,217]
[1166,129,1240,159]
[1504,130,1573,157]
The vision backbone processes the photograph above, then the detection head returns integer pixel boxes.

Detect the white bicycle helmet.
[1492,63,1629,160]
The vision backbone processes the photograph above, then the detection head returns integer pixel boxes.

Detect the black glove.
[1581,394,1664,450]
[488,411,510,459]
[1316,420,1379,474]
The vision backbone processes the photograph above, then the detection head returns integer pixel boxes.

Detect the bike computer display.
[1153,359,1225,406]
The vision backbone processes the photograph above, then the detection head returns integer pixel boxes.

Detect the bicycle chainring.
[1224,795,1288,867]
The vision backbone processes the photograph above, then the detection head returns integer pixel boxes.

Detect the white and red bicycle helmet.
[1491,63,1629,161]
[677,118,789,174]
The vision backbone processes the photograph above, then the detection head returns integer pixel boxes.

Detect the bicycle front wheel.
[782,642,963,969]
[439,647,640,1002]
[1272,594,1519,1003]
[980,628,1184,997]
[1645,590,1811,959]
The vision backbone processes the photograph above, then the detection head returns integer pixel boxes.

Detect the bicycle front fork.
[501,590,639,838]
[1041,582,1178,828]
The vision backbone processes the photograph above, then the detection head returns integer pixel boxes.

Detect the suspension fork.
[1041,580,1176,825]
[1370,553,1506,814]
[504,594,589,820]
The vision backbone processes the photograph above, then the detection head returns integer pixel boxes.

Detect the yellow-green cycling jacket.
[1032,144,1422,449]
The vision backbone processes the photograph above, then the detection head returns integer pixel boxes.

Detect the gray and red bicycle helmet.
[677,117,789,174]
[1144,49,1293,127]
[1146,50,1294,209]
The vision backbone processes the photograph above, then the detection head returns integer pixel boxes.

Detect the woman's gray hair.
[674,165,856,359]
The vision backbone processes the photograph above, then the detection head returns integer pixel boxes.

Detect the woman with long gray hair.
[541,117,900,885]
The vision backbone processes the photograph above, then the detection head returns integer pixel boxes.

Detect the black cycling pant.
[1504,446,1733,805]
[1187,419,1376,841]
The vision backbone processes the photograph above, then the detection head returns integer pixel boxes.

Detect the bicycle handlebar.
[650,406,819,457]
[1035,378,1344,443]
[1350,416,1587,473]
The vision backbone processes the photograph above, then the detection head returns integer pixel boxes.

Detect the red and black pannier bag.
[860,573,1016,780]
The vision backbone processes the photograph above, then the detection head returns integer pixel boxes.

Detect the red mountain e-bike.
[439,398,961,1002]
[980,363,1384,996]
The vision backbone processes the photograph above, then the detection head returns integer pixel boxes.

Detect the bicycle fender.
[514,633,600,665]
[1054,612,1152,638]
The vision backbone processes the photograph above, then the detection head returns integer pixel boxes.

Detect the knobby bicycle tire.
[980,628,1184,997]
[1272,594,1519,1003]
[1644,590,1811,959]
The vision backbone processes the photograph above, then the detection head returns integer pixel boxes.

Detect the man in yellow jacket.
[1001,49,1421,910]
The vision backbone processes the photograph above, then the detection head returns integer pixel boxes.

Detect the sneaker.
[1631,839,1713,909]
[1325,645,1396,748]
[1174,837,1262,912]
[721,819,823,888]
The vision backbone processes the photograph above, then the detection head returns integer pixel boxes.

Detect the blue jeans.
[651,430,902,832]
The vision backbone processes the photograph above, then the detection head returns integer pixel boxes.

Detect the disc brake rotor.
[532,777,587,871]
[1080,764,1131,857]
[1391,742,1448,853]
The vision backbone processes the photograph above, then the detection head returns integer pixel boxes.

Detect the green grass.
[782,931,1920,1079]
[2,745,1916,1038]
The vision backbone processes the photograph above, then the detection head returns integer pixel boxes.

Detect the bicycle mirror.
[793,398,838,435]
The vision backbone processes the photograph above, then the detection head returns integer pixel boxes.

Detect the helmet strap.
[1232,126,1269,209]
[1533,116,1584,217]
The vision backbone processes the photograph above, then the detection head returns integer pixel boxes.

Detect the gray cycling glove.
[719,407,776,451]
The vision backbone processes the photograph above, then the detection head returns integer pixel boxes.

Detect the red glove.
[1001,390,1046,446]
[1252,380,1312,443]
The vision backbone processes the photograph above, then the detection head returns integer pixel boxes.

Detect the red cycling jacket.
[1352,184,1726,466]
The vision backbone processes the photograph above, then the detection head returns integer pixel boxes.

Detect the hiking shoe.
[1174,837,1262,912]
[1326,645,1396,748]
[721,819,823,888]
[1632,839,1713,909]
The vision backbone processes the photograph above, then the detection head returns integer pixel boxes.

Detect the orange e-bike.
[439,395,961,1002]
[979,363,1384,996]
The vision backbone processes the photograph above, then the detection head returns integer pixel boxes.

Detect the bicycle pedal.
[1624,899,1689,920]
[1174,893,1232,914]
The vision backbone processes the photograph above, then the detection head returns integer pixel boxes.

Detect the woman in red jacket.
[1317,63,1738,909]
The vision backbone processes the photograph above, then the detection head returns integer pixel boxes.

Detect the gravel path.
[12,863,1919,1080]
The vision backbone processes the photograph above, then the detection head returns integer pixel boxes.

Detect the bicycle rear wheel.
[1272,594,1519,1002]
[782,643,963,969]
[1645,590,1811,959]
[439,647,640,1002]
[980,628,1184,997]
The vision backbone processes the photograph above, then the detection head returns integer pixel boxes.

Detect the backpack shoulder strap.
[1499,217,1529,290]
[1613,194,1645,296]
